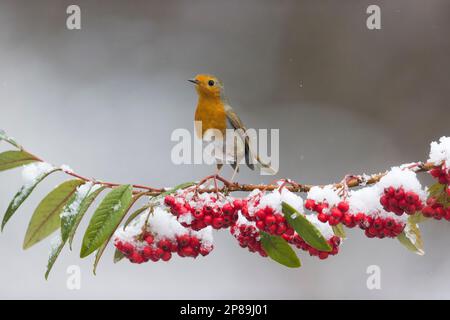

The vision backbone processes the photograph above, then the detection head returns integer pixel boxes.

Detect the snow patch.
[307,185,341,207]
[60,182,100,219]
[428,136,450,168]
[349,186,407,222]
[114,206,214,247]
[21,162,54,186]
[377,167,427,200]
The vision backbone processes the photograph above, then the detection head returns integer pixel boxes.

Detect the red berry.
[343,214,353,227]
[328,216,339,226]
[318,213,328,223]
[161,251,172,261]
[177,234,190,247]
[145,235,154,246]
[142,246,153,259]
[256,220,265,230]
[305,199,316,210]
[330,207,343,220]
[212,217,224,229]
[181,246,194,257]
[337,201,349,212]
[130,252,144,264]
[265,215,276,226]
[233,199,243,210]
[203,215,213,225]
[318,252,329,260]
[190,236,200,248]
[122,242,134,255]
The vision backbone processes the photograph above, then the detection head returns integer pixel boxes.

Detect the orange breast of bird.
[194,97,227,139]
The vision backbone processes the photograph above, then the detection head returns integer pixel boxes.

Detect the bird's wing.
[224,104,275,174]
[224,104,254,170]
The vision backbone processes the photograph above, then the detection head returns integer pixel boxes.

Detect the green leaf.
[397,220,424,255]
[428,182,445,198]
[93,191,143,273]
[0,130,21,149]
[158,182,195,198]
[44,235,65,280]
[23,179,85,249]
[282,202,332,252]
[93,241,108,275]
[123,204,151,229]
[113,248,125,263]
[260,231,301,268]
[62,185,106,247]
[408,212,428,225]
[80,185,133,258]
[0,151,38,172]
[332,223,346,238]
[2,168,60,231]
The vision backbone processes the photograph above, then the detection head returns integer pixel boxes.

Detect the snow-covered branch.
[1,131,450,275]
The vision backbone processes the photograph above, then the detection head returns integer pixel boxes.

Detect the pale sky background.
[0,0,449,299]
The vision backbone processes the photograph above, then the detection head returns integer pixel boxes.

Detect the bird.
[188,74,274,179]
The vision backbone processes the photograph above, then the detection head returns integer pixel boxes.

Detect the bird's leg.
[229,163,240,182]
[213,164,223,196]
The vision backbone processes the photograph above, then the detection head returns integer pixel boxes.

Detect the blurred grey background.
[0,0,449,299]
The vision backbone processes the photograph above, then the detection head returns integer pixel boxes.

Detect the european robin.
[188,74,274,177]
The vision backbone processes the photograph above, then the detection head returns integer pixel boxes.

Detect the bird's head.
[188,74,224,99]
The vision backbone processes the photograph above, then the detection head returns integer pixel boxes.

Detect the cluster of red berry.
[354,213,405,238]
[430,165,450,185]
[379,187,424,215]
[249,205,292,236]
[115,231,213,264]
[242,190,341,260]
[285,233,340,260]
[164,193,240,230]
[422,197,450,221]
[304,197,405,239]
[230,220,267,257]
[305,199,351,226]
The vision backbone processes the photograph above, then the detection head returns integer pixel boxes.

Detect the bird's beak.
[188,79,199,85]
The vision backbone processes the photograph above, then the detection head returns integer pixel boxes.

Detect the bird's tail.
[255,155,277,175]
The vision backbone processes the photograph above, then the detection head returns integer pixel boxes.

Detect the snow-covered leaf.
[80,185,133,258]
[0,151,38,172]
[61,185,106,246]
[332,223,347,238]
[67,186,106,249]
[397,219,424,255]
[44,185,106,279]
[260,231,301,268]
[282,202,332,252]
[45,235,65,280]
[2,168,60,231]
[23,179,85,249]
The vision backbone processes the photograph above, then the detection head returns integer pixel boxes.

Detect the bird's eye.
[208,80,215,86]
